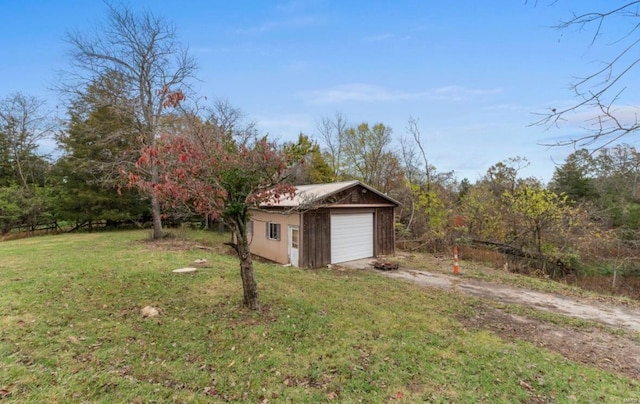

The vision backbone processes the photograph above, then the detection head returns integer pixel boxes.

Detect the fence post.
[453,246,459,275]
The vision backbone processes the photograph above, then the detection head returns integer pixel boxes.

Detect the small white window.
[247,221,254,235]
[267,222,280,240]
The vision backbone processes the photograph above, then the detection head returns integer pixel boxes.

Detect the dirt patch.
[459,305,640,380]
[140,238,232,255]
[368,266,640,380]
[381,269,640,333]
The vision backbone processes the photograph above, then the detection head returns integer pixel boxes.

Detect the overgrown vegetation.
[0,230,638,402]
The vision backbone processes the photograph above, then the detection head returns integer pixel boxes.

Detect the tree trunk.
[151,193,163,239]
[14,151,29,190]
[234,228,259,310]
[150,163,163,239]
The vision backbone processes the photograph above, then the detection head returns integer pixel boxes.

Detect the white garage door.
[331,213,374,264]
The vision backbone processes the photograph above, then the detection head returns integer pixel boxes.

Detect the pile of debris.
[373,261,399,271]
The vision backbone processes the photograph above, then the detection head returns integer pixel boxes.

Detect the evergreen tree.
[283,133,334,185]
[549,149,598,202]
[53,73,148,226]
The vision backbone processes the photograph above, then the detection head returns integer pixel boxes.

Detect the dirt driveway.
[346,260,640,380]
[384,269,640,332]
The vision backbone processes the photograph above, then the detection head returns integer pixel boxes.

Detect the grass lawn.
[1,230,638,402]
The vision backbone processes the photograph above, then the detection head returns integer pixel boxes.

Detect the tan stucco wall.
[248,210,301,265]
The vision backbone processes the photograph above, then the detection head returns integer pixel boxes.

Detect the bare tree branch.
[534,2,640,150]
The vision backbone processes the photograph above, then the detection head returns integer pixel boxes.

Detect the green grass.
[1,230,639,402]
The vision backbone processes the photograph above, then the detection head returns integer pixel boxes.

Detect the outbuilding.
[247,180,398,268]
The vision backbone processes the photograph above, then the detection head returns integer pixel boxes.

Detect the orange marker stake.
[453,246,459,275]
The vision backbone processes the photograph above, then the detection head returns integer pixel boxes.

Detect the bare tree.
[63,2,197,239]
[535,2,640,150]
[0,93,54,189]
[399,117,432,235]
[316,112,348,181]
[405,116,433,186]
[209,99,251,134]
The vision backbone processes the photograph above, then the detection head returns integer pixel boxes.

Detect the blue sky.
[2,1,639,183]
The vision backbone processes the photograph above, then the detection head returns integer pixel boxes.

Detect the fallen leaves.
[0,388,12,399]
[203,386,218,396]
[519,379,533,391]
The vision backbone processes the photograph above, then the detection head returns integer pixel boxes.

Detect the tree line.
[4,80,640,263]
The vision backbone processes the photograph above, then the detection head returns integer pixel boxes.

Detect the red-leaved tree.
[128,121,299,310]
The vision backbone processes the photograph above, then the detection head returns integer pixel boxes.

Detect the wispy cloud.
[305,84,410,103]
[567,105,640,127]
[482,103,525,112]
[304,83,502,104]
[235,16,319,35]
[255,113,313,138]
[432,86,502,102]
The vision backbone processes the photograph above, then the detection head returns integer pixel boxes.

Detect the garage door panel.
[331,213,373,263]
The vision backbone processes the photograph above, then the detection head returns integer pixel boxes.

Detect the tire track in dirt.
[382,269,640,332]
[371,267,640,380]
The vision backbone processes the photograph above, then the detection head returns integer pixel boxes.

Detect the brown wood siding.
[375,207,395,256]
[300,209,331,268]
[301,207,395,267]
[319,184,394,206]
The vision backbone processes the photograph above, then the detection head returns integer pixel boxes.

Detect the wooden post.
[453,246,459,275]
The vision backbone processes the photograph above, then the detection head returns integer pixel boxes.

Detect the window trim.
[267,222,280,241]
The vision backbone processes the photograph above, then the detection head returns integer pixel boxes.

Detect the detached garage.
[247,181,399,268]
